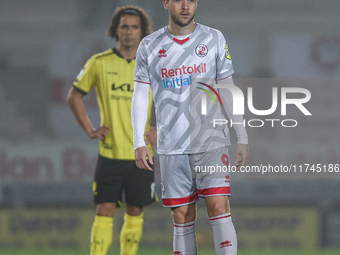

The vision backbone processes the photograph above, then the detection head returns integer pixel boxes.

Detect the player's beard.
[121,37,139,50]
[170,11,195,27]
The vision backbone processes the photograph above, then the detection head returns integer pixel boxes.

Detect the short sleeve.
[216,31,234,81]
[73,56,98,94]
[134,39,151,84]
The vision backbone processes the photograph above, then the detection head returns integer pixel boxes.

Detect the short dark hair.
[107,6,153,41]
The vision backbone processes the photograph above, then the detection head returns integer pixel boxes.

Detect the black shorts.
[93,155,157,208]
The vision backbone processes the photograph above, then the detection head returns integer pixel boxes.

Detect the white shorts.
[159,147,231,207]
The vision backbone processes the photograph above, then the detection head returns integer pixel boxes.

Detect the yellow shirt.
[74,48,153,160]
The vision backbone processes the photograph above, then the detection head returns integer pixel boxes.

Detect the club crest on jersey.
[195,44,208,57]
[76,66,85,79]
[158,49,167,58]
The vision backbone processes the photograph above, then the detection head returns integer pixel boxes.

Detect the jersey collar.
[112,48,134,63]
[165,23,200,45]
[173,37,190,45]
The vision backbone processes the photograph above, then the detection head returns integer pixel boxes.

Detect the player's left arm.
[217,77,249,170]
[234,143,249,171]
[145,126,157,149]
[215,31,249,170]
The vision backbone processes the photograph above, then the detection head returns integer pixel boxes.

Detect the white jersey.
[134,23,247,155]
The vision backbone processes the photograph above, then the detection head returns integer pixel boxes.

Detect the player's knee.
[126,205,143,216]
[96,203,116,217]
[171,204,196,223]
[207,202,228,217]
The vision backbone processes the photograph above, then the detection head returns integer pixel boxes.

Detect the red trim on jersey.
[197,187,230,196]
[173,37,190,45]
[209,214,231,222]
[217,72,235,81]
[162,192,198,207]
[173,223,195,228]
[134,80,151,85]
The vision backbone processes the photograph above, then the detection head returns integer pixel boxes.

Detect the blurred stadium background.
[0,0,340,254]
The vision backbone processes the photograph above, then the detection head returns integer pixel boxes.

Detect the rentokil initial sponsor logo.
[161,63,207,88]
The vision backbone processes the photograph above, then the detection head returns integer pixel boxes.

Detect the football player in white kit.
[132,1,249,254]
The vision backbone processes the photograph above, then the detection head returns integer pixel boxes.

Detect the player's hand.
[234,143,249,171]
[145,126,157,149]
[89,125,109,141]
[135,146,153,171]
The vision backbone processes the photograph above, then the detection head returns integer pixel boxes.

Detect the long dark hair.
[107,5,153,41]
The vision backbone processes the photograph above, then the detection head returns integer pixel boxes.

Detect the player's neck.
[167,20,196,36]
[116,45,137,60]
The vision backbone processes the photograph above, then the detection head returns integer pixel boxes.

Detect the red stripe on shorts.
[162,192,198,207]
[197,187,230,197]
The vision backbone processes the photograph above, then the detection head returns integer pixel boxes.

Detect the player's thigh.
[191,146,231,197]
[123,161,157,208]
[159,154,197,207]
[93,155,124,206]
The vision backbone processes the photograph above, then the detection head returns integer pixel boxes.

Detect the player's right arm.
[67,87,109,141]
[131,81,153,171]
[145,103,157,149]
[67,56,109,141]
[132,38,154,171]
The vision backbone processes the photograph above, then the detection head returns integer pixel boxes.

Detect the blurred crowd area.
[0,0,340,250]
